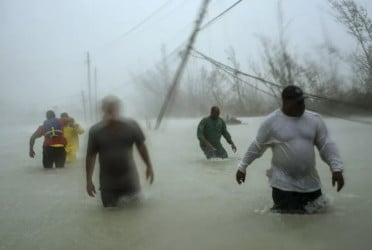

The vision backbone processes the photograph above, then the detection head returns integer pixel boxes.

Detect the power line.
[164,0,245,61]
[104,0,247,95]
[200,0,243,30]
[192,48,281,88]
[190,54,277,98]
[92,0,175,52]
[118,0,174,40]
[191,48,372,125]
[104,0,246,107]
[191,48,372,111]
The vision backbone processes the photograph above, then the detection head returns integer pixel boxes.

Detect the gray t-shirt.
[87,118,145,191]
[238,109,343,192]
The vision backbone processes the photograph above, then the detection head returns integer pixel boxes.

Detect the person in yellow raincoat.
[61,113,84,163]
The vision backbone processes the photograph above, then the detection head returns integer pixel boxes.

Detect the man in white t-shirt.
[235,85,345,213]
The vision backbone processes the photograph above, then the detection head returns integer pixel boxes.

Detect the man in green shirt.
[197,106,237,159]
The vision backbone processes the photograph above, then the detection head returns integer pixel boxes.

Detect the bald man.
[85,96,154,207]
[197,106,237,159]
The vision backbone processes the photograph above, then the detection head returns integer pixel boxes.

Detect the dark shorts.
[42,146,66,168]
[200,146,228,159]
[101,187,140,207]
[271,187,322,213]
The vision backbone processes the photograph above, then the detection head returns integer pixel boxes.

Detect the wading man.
[197,106,237,159]
[236,85,344,213]
[29,110,68,168]
[85,96,154,207]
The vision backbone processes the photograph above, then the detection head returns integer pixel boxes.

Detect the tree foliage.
[329,0,372,94]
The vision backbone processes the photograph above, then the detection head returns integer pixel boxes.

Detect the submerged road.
[0,117,371,250]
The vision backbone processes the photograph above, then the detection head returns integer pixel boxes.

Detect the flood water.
[1,117,371,250]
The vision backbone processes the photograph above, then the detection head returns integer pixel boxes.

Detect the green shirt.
[197,117,232,149]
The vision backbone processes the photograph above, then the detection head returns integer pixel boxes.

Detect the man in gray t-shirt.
[85,96,154,207]
[236,85,344,213]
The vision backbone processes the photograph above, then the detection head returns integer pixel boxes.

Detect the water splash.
[117,192,146,205]
[304,195,331,214]
[253,195,333,215]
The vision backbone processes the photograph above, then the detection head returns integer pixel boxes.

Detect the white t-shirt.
[238,109,343,192]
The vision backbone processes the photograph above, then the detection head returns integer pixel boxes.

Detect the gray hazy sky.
[1,0,371,119]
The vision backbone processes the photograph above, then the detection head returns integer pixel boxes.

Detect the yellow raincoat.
[63,121,84,163]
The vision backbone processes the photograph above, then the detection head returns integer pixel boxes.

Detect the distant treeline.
[134,0,372,118]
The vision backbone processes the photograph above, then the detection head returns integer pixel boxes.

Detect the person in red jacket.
[29,110,69,168]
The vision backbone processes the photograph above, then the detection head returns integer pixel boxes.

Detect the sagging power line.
[191,48,372,125]
[191,48,372,110]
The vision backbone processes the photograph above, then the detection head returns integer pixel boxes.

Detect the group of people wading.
[28,86,345,214]
[29,111,84,168]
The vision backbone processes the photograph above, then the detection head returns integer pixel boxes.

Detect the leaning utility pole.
[154,0,210,130]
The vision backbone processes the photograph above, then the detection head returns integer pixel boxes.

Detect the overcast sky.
[1,0,371,120]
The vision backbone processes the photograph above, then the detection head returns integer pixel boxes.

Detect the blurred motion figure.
[85,95,154,207]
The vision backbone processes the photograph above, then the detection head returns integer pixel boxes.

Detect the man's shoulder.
[198,116,209,124]
[256,109,283,131]
[218,117,226,124]
[263,109,281,122]
[304,110,320,116]
[303,110,322,120]
[119,118,145,135]
[35,125,44,135]
[89,121,105,134]
[120,117,138,124]
[119,117,142,129]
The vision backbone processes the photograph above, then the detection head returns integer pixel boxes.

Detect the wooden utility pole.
[81,90,87,122]
[94,67,98,121]
[155,0,210,130]
[86,52,93,121]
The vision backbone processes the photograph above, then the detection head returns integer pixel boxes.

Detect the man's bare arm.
[136,143,154,184]
[86,154,97,197]
[29,130,40,158]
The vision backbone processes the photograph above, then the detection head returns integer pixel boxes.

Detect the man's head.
[102,95,121,121]
[46,110,56,119]
[210,106,220,120]
[60,112,69,118]
[281,85,307,117]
